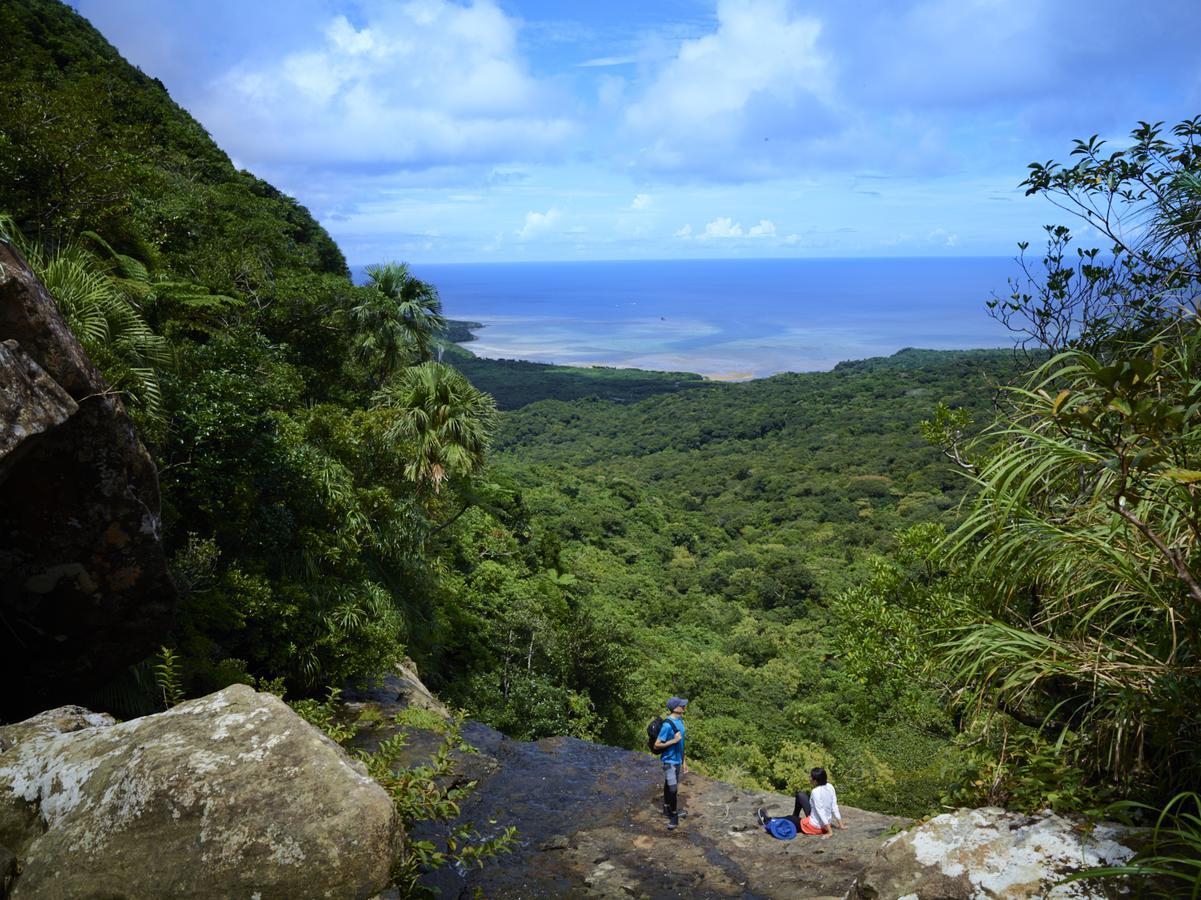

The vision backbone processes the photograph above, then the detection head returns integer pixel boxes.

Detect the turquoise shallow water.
[362,258,1021,378]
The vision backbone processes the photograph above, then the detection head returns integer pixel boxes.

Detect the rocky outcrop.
[343,658,451,717]
[0,340,76,461]
[0,684,400,899]
[849,806,1138,899]
[349,682,905,899]
[0,240,176,720]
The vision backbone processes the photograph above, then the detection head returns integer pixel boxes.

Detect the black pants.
[778,790,811,827]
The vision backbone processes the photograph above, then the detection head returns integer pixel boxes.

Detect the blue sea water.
[369,258,1021,379]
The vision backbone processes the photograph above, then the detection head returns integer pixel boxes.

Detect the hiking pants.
[786,790,812,826]
[663,763,681,815]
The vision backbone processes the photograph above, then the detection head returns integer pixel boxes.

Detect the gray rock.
[0,339,76,462]
[849,806,1138,899]
[0,706,116,754]
[0,843,16,900]
[0,685,400,899]
[0,240,177,720]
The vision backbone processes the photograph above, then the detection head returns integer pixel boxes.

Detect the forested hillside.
[0,0,510,707]
[457,348,1020,814]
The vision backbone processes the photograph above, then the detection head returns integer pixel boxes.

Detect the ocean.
[365,258,1021,380]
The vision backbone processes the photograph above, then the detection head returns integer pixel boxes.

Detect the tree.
[934,119,1201,808]
[944,324,1201,798]
[373,361,497,492]
[351,262,447,383]
[989,118,1201,357]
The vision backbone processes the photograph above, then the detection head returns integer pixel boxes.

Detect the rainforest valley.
[3,2,1200,893]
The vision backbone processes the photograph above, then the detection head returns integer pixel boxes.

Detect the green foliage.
[1073,793,1201,898]
[992,118,1201,357]
[288,691,516,896]
[290,686,360,744]
[358,262,447,370]
[939,726,1114,815]
[393,707,450,734]
[0,2,347,279]
[444,341,706,410]
[364,718,518,896]
[941,325,1201,801]
[154,647,184,709]
[1,213,171,432]
[374,362,498,491]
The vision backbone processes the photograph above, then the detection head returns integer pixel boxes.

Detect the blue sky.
[78,0,1201,264]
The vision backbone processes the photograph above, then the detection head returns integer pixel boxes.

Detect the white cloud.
[631,193,653,210]
[702,217,743,239]
[517,208,563,240]
[625,0,835,176]
[928,228,960,247]
[675,217,781,240]
[202,2,574,169]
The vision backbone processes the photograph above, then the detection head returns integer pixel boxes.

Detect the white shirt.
[809,783,841,829]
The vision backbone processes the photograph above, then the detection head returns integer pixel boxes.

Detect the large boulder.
[849,806,1138,899]
[0,240,176,720]
[0,684,399,899]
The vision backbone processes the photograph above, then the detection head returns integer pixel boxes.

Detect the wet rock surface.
[0,685,399,899]
[351,684,904,899]
[0,240,176,720]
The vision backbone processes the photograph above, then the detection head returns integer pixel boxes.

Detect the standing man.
[655,697,688,829]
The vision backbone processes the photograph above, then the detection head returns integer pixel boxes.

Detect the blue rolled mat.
[767,817,797,840]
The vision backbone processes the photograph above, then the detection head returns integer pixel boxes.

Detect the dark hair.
[810,767,828,786]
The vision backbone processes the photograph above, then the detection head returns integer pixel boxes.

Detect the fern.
[154,646,185,708]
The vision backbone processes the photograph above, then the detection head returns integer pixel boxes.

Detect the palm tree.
[372,361,497,491]
[352,262,446,383]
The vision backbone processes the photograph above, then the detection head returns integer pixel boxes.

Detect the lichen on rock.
[851,806,1138,899]
[0,684,399,899]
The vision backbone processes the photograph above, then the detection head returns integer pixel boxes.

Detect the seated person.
[757,767,844,838]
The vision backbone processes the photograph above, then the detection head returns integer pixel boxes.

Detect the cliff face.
[0,242,177,720]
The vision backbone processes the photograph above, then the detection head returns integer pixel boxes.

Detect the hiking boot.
[667,814,679,830]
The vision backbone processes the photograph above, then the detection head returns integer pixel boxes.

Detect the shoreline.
[443,319,1007,384]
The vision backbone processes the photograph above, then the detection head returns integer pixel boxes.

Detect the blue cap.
[666,697,689,711]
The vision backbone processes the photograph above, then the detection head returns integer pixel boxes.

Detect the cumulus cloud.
[674,218,784,240]
[200,1,574,169]
[702,217,743,238]
[624,0,837,177]
[517,208,563,240]
[631,193,653,210]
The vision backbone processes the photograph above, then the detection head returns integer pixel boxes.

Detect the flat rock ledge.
[0,684,399,899]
